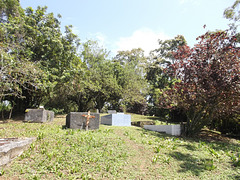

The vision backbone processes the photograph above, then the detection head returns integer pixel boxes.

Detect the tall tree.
[114,48,148,113]
[159,30,240,136]
[0,2,44,113]
[146,36,187,116]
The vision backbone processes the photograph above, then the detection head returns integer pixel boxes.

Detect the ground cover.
[0,115,239,179]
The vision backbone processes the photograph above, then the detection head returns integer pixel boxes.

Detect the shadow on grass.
[138,127,239,150]
[168,151,207,176]
[136,128,171,138]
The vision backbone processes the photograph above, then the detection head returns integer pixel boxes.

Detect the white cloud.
[91,32,108,47]
[114,28,170,56]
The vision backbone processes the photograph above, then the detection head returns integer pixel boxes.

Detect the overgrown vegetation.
[0,116,239,179]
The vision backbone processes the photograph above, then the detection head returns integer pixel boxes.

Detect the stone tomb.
[101,113,131,126]
[107,110,117,114]
[0,137,35,166]
[143,125,181,136]
[25,109,54,123]
[66,112,100,130]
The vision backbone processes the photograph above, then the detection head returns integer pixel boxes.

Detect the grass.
[0,114,239,179]
[129,113,169,125]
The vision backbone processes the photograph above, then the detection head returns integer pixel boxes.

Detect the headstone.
[107,110,117,114]
[101,113,131,126]
[143,125,181,136]
[66,112,100,130]
[25,109,54,123]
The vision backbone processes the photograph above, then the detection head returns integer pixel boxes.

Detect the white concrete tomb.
[101,113,131,126]
[143,125,181,136]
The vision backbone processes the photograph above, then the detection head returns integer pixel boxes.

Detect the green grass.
[0,115,239,179]
[129,113,169,125]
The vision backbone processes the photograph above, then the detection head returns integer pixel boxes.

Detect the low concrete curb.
[0,137,36,166]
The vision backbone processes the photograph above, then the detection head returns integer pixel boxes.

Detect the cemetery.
[0,114,239,179]
[0,0,239,179]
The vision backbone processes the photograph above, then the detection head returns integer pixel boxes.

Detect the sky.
[20,0,235,57]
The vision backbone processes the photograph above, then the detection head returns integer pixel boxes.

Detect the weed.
[203,159,216,171]
[148,140,152,145]
[172,144,177,150]
[208,147,219,158]
[0,169,5,176]
[37,132,44,140]
[130,136,135,140]
[227,152,240,167]
[154,146,161,153]
[152,155,159,164]
[163,156,171,164]
[106,164,110,172]
[30,143,35,150]
[123,131,129,136]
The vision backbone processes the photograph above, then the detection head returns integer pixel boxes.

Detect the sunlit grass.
[0,115,239,179]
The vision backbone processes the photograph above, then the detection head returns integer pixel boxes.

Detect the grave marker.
[25,109,54,123]
[82,111,95,130]
[143,125,181,136]
[101,113,131,126]
[66,112,100,130]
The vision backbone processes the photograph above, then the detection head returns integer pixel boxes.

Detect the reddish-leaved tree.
[159,30,240,136]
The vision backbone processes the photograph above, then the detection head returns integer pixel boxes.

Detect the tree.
[0,0,22,23]
[159,30,240,136]
[224,0,240,22]
[146,36,187,116]
[1,3,84,113]
[113,48,148,113]
[0,2,45,113]
[79,40,122,112]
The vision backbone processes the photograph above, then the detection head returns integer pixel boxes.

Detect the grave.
[107,110,117,114]
[143,125,181,136]
[101,113,131,126]
[0,137,35,166]
[66,111,100,130]
[25,108,54,123]
[131,121,155,127]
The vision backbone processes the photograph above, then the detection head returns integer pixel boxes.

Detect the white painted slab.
[143,125,181,136]
[101,113,131,126]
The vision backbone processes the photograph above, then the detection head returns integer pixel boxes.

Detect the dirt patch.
[114,129,154,178]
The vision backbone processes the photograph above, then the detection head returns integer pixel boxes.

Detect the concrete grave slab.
[25,109,54,123]
[0,137,35,166]
[107,110,117,114]
[101,113,131,126]
[66,112,100,130]
[144,125,181,136]
[131,121,155,127]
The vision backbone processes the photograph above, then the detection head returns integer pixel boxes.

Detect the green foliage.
[203,159,216,171]
[113,48,148,112]
[159,30,240,136]
[227,152,240,167]
[0,115,239,179]
[224,0,240,22]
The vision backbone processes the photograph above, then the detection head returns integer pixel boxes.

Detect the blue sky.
[20,0,235,56]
